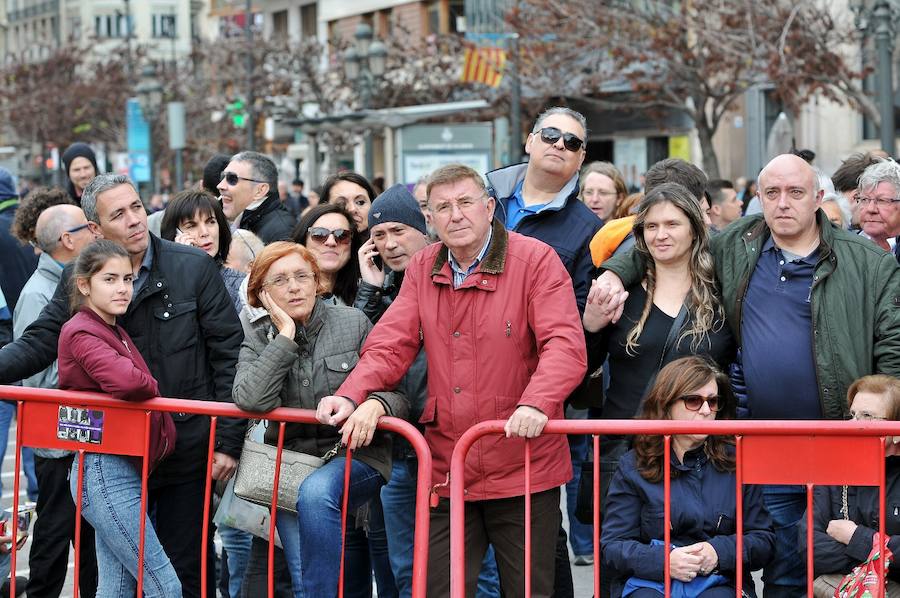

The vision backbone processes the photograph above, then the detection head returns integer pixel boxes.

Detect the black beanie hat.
[61,142,98,177]
[368,184,427,235]
[202,154,231,196]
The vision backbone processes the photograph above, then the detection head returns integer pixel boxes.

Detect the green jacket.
[601,210,900,419]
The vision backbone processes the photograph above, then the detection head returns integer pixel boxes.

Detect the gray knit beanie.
[368,184,427,234]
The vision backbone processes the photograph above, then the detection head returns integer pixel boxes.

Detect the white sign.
[403,153,490,185]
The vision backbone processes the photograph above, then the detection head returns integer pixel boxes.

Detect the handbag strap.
[321,441,343,461]
[841,485,849,520]
[638,303,690,414]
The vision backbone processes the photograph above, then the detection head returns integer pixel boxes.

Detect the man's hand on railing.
[316,395,357,427]
[211,452,237,481]
[504,406,548,439]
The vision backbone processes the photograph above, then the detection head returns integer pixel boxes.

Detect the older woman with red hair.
[232,241,407,598]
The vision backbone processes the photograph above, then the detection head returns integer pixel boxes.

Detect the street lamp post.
[852,0,897,155]
[135,64,162,195]
[343,23,387,179]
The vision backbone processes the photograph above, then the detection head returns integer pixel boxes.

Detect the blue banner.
[126,98,151,183]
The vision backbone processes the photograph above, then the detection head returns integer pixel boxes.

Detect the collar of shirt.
[762,235,818,264]
[133,238,155,295]
[231,196,267,230]
[448,226,493,288]
[505,180,547,228]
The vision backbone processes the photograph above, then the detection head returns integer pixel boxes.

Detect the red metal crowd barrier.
[449,419,900,598]
[0,385,433,598]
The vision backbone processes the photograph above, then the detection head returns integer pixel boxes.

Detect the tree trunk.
[695,119,721,180]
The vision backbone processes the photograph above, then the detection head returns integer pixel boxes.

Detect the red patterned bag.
[836,534,893,598]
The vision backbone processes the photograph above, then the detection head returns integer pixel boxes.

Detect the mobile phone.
[372,254,383,270]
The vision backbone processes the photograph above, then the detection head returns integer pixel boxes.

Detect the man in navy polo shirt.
[594,152,900,597]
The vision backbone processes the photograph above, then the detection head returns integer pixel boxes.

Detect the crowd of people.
[0,106,897,598]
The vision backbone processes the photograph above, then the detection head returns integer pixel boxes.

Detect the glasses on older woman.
[263,271,316,289]
[849,410,887,421]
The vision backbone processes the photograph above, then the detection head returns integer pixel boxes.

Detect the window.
[152,14,177,39]
[448,0,464,33]
[95,13,132,38]
[300,3,317,39]
[272,9,288,39]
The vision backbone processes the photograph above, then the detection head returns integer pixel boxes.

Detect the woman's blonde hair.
[625,182,724,355]
[847,375,900,420]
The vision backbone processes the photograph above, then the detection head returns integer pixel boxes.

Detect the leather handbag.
[233,422,341,513]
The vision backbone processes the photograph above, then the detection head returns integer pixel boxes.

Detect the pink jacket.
[338,221,587,500]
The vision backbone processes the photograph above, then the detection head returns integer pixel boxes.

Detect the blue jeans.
[275,457,385,598]
[218,524,252,598]
[70,453,181,598]
[380,457,501,598]
[565,408,594,557]
[0,400,38,501]
[762,485,807,596]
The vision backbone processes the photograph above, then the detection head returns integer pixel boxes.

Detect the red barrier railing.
[0,385,432,598]
[449,419,898,598]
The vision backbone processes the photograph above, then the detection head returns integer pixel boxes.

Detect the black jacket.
[238,194,295,244]
[0,235,245,485]
[802,456,900,582]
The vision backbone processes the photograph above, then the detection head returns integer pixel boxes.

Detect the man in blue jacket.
[486,107,602,595]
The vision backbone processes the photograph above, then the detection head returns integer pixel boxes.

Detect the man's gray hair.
[857,159,900,197]
[229,229,265,272]
[231,151,278,188]
[35,205,83,253]
[532,106,588,137]
[81,174,137,224]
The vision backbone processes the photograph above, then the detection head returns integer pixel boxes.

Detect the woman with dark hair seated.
[291,203,362,307]
[805,375,900,598]
[602,356,774,597]
[160,189,245,313]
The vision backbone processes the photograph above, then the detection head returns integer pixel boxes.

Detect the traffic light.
[227,100,247,128]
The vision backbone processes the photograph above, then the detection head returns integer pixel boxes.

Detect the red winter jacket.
[338,220,587,500]
[58,307,175,467]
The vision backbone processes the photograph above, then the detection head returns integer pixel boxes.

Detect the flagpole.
[508,30,522,163]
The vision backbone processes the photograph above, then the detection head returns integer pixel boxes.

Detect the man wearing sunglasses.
[487,108,602,593]
[217,151,294,244]
[12,204,99,598]
[486,107,601,314]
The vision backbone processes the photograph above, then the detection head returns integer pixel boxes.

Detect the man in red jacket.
[318,163,587,597]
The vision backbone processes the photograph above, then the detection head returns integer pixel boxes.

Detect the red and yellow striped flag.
[460,47,507,88]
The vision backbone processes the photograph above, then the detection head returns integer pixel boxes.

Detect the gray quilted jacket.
[232,298,407,481]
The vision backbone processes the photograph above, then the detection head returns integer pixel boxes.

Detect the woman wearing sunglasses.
[602,356,775,598]
[321,172,378,237]
[805,375,900,597]
[292,204,362,306]
[160,190,245,314]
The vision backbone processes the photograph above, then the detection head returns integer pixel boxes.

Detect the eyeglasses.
[430,195,487,217]
[857,196,900,208]
[263,271,316,289]
[58,223,90,241]
[678,394,721,412]
[536,127,585,152]
[221,172,267,186]
[850,410,887,421]
[307,227,352,245]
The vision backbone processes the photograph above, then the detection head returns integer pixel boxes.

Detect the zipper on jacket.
[505,321,511,337]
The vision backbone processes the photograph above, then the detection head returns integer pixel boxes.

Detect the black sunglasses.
[308,227,352,245]
[679,394,721,412]
[537,127,585,152]
[221,172,266,186]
